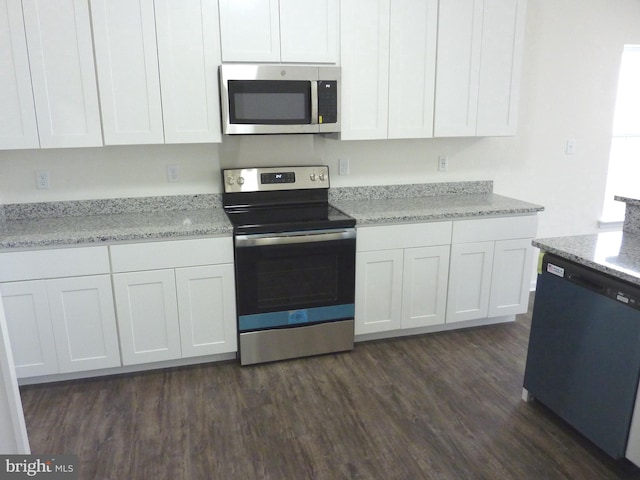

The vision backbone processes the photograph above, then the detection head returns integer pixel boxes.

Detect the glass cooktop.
[225,203,355,235]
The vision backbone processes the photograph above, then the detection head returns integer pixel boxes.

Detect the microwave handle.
[311,81,318,125]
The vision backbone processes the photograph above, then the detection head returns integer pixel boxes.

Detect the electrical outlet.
[339,158,350,175]
[167,165,179,183]
[438,156,448,172]
[565,139,576,155]
[36,170,50,189]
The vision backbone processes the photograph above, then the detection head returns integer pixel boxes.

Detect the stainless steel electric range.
[222,165,356,365]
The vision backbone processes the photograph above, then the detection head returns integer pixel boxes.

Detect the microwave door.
[224,79,316,134]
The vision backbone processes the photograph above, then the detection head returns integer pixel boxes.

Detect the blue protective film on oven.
[239,304,355,332]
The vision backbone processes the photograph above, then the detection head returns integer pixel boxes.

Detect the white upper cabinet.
[91,0,221,145]
[434,0,527,137]
[340,0,438,140]
[155,0,222,143]
[340,0,390,140]
[91,0,164,145]
[219,0,338,63]
[219,0,280,62]
[388,0,438,139]
[19,0,102,148]
[0,0,39,150]
[476,0,527,136]
[2,0,102,150]
[279,0,338,63]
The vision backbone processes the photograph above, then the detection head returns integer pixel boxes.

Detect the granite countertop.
[533,196,640,286]
[0,181,544,251]
[0,194,232,250]
[332,192,543,225]
[533,232,640,286]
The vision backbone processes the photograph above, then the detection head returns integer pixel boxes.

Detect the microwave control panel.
[318,81,338,124]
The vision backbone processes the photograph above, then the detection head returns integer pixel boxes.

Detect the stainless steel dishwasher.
[523,253,640,459]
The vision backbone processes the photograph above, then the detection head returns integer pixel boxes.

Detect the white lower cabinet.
[446,215,538,323]
[0,275,120,378]
[355,215,537,336]
[112,269,181,365]
[0,247,120,379]
[355,249,404,334]
[176,264,236,357]
[402,245,450,329]
[355,222,452,335]
[446,241,495,323]
[488,238,535,317]
[0,281,57,377]
[110,237,237,366]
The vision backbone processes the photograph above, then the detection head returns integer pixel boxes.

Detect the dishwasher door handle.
[567,273,606,294]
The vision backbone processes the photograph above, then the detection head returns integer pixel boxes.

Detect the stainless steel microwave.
[219,64,340,135]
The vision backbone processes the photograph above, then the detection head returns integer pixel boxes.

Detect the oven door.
[234,228,356,333]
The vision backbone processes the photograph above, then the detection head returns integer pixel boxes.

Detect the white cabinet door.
[0,0,39,150]
[355,249,403,335]
[402,245,450,329]
[176,264,237,357]
[433,0,484,137]
[279,0,338,63]
[91,0,164,145]
[22,0,102,148]
[446,241,494,323]
[434,0,526,137]
[219,0,280,62]
[340,0,390,140]
[47,276,120,373]
[155,0,222,143]
[488,238,533,317]
[113,269,181,365]
[388,0,438,139]
[0,281,58,378]
[476,0,527,136]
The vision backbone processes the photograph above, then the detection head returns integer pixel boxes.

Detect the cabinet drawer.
[452,215,537,244]
[0,246,110,282]
[110,237,233,272]
[357,221,452,251]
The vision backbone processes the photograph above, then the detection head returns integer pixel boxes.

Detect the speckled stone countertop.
[0,194,232,250]
[533,196,640,286]
[330,181,544,225]
[0,181,545,250]
[533,232,640,286]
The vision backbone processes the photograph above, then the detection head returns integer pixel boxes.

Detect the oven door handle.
[235,229,355,247]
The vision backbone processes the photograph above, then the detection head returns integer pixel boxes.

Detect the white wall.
[1,0,639,240]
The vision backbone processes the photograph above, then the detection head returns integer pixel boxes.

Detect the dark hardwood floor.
[20,300,640,479]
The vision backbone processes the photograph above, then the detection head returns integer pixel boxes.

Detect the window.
[602,45,640,223]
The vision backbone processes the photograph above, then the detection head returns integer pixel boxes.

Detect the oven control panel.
[223,166,330,193]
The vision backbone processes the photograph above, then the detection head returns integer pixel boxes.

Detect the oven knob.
[319,173,326,182]
[226,175,235,185]
[237,177,245,185]
[310,173,317,181]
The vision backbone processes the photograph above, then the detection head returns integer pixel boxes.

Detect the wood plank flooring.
[20,300,640,479]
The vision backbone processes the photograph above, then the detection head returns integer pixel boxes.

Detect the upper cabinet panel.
[340,0,437,140]
[0,0,39,150]
[219,0,280,62]
[433,0,484,137]
[279,0,338,63]
[155,0,222,143]
[388,0,438,139]
[434,0,527,137]
[22,0,102,148]
[476,0,527,136]
[91,0,164,145]
[219,0,338,63]
[340,0,390,140]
